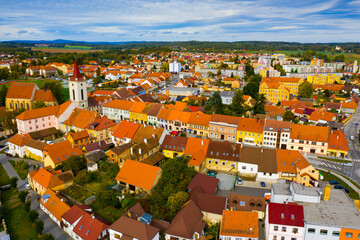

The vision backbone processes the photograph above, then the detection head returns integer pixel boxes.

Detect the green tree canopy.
[205,91,224,114]
[43,81,65,103]
[167,191,188,214]
[0,85,8,106]
[299,81,313,98]
[283,110,295,122]
[231,90,245,116]
[31,100,47,109]
[253,94,266,115]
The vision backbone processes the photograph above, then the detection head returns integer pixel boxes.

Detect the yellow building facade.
[307,74,341,85]
[259,81,289,103]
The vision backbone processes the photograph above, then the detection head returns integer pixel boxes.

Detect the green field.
[64,45,92,50]
[3,79,55,88]
[9,160,29,180]
[0,163,10,186]
[1,190,38,240]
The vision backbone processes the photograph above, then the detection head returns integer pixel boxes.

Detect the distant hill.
[1,39,147,45]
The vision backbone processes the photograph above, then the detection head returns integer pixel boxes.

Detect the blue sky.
[1,0,360,42]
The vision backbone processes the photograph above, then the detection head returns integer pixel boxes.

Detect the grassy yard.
[61,185,94,203]
[91,202,124,223]
[317,156,352,164]
[4,79,55,88]
[1,189,38,240]
[9,160,29,180]
[82,172,116,194]
[318,169,359,200]
[0,163,10,186]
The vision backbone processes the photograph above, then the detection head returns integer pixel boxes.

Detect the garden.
[9,160,30,180]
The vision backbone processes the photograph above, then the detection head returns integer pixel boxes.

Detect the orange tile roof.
[7,133,30,146]
[188,112,212,127]
[89,115,116,131]
[44,140,84,165]
[16,101,73,121]
[103,99,134,111]
[40,189,71,222]
[174,102,187,111]
[328,130,349,152]
[265,77,302,83]
[63,108,98,129]
[168,110,191,123]
[184,137,210,156]
[33,89,57,102]
[6,82,36,99]
[130,101,147,113]
[220,210,259,238]
[276,149,310,173]
[237,118,265,133]
[115,159,161,191]
[342,101,357,109]
[111,120,140,139]
[309,110,335,122]
[210,114,241,126]
[290,124,329,142]
[69,130,89,141]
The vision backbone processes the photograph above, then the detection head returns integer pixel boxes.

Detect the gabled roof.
[220,210,259,238]
[165,201,205,239]
[268,202,304,227]
[309,110,335,122]
[29,168,74,190]
[7,133,30,147]
[69,130,89,141]
[228,193,266,212]
[25,138,47,150]
[189,191,226,215]
[33,89,57,102]
[264,119,291,132]
[103,99,134,111]
[187,173,219,195]
[290,124,329,142]
[63,108,98,129]
[111,121,140,139]
[115,160,161,191]
[88,115,116,131]
[39,189,71,222]
[130,101,147,113]
[16,101,73,121]
[328,130,349,152]
[69,60,86,82]
[210,114,241,126]
[342,100,358,109]
[188,112,212,126]
[240,147,278,173]
[206,141,241,162]
[147,103,163,117]
[161,135,188,152]
[276,149,310,174]
[237,118,265,133]
[44,140,84,165]
[6,82,36,99]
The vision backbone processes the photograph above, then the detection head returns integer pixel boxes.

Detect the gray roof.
[300,189,360,229]
[84,150,106,162]
[220,91,235,97]
[272,183,292,196]
[291,183,321,197]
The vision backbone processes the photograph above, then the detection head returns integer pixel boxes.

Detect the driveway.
[216,186,270,198]
[216,173,236,190]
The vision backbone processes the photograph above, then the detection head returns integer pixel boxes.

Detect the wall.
[304,224,341,240]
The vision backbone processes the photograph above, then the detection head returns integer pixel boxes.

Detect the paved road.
[0,154,70,240]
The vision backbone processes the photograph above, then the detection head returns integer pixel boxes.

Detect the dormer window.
[281,213,285,218]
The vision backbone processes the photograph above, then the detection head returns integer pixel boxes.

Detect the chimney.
[61,199,64,202]
[261,149,264,154]
[201,140,203,146]
[130,147,133,155]
[127,212,132,218]
[139,148,142,155]
[91,214,95,219]
[152,134,155,138]
[144,138,147,144]
[323,184,331,201]
[337,135,339,140]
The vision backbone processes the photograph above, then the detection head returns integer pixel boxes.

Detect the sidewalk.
[317,167,360,194]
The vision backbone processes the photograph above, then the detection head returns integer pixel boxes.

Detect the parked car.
[6,153,12,157]
[355,123,359,126]
[25,184,31,190]
[343,162,353,167]
[0,145,6,148]
[260,181,266,187]
[329,180,340,185]
[350,136,355,141]
[237,177,242,185]
[334,185,349,193]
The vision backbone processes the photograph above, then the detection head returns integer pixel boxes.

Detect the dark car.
[334,185,350,193]
[207,170,217,177]
[6,153,12,157]
[356,123,359,126]
[0,145,5,148]
[260,181,266,187]
[329,180,340,185]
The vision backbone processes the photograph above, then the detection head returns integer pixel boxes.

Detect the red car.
[170,131,179,136]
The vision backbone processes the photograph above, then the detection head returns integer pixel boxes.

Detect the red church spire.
[70,59,85,81]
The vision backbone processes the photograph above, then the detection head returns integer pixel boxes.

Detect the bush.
[35,220,44,235]
[18,190,29,203]
[25,200,31,212]
[74,171,92,185]
[41,233,55,240]
[10,176,18,188]
[29,209,39,222]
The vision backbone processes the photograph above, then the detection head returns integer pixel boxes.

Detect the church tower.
[69,59,88,109]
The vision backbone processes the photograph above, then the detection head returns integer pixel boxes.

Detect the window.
[274,226,278,231]
[282,226,286,232]
[222,162,225,166]
[332,231,340,236]
[239,201,245,206]
[281,213,284,218]
[242,166,246,170]
[293,228,298,233]
[208,160,211,164]
[345,232,353,238]
[320,229,328,235]
[114,233,121,239]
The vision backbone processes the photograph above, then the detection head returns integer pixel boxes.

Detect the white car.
[25,184,31,190]
[350,136,355,141]
[343,162,353,167]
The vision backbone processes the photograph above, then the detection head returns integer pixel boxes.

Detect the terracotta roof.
[88,115,116,131]
[131,125,163,144]
[206,141,241,162]
[33,89,57,102]
[228,193,266,212]
[309,110,335,122]
[187,173,219,195]
[7,133,29,146]
[69,130,90,141]
[165,201,205,239]
[184,137,210,156]
[290,124,329,142]
[103,99,134,111]
[265,77,302,83]
[220,210,259,238]
[157,108,172,120]
[190,191,226,215]
[111,121,140,139]
[6,82,36,99]
[30,168,74,189]
[84,140,112,152]
[237,118,265,133]
[168,110,191,123]
[268,202,304,227]
[240,147,278,173]
[147,103,163,117]
[161,135,188,152]
[210,114,241,126]
[16,103,62,121]
[25,139,47,150]
[115,160,161,191]
[264,119,291,131]
[328,130,349,152]
[44,140,84,165]
[174,102,187,111]
[130,101,147,113]
[39,189,71,222]
[63,108,98,129]
[188,112,211,126]
[342,101,358,109]
[276,149,310,174]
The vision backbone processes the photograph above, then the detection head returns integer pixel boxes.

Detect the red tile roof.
[187,173,219,195]
[268,202,304,227]
[70,60,86,82]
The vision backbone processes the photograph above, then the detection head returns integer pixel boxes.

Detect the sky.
[1,0,360,43]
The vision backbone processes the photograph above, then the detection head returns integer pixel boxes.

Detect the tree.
[230,72,234,78]
[29,209,39,222]
[253,94,266,115]
[25,200,31,212]
[41,233,55,240]
[35,220,44,235]
[10,176,18,188]
[61,155,87,175]
[206,91,224,114]
[283,110,295,122]
[0,67,10,80]
[0,85,8,106]
[334,54,345,62]
[31,100,47,109]
[231,90,245,116]
[330,108,338,113]
[323,89,331,98]
[298,81,313,98]
[94,67,102,85]
[216,69,221,76]
[167,191,188,213]
[43,81,65,103]
[74,171,92,185]
[18,190,29,203]
[243,82,259,99]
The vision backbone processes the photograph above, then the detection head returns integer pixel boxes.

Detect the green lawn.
[61,185,94,203]
[62,87,70,101]
[82,172,116,194]
[9,160,29,180]
[318,169,359,200]
[1,190,38,240]
[91,202,124,223]
[317,156,352,164]
[0,163,10,186]
[4,79,55,88]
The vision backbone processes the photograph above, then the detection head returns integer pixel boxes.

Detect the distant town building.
[169,60,181,73]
